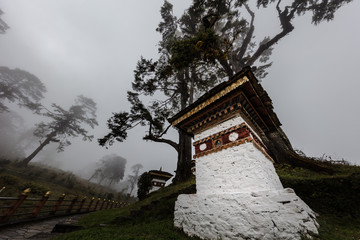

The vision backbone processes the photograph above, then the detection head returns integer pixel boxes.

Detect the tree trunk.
[264,128,334,173]
[21,132,56,167]
[173,71,193,183]
[173,130,192,183]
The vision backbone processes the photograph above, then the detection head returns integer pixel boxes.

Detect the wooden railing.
[0,187,126,226]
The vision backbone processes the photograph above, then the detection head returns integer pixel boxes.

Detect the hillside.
[0,159,130,202]
[54,162,360,240]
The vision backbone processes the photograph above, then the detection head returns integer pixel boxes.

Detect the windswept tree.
[0,67,46,112]
[88,154,127,187]
[0,9,9,34]
[127,163,143,196]
[21,95,98,166]
[100,0,354,182]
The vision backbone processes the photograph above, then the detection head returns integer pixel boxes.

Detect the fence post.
[77,197,86,212]
[30,191,50,217]
[99,199,106,210]
[0,188,31,223]
[50,193,65,215]
[93,198,100,211]
[66,196,78,214]
[86,197,95,212]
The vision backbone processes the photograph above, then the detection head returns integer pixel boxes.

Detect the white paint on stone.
[194,114,263,144]
[175,115,319,239]
[196,142,283,195]
[199,143,207,151]
[149,178,166,193]
[174,190,319,240]
[228,132,239,141]
[194,115,245,141]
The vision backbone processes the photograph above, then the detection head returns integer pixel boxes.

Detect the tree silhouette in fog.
[0,9,9,34]
[0,67,46,113]
[0,11,46,113]
[100,0,353,183]
[21,95,98,166]
[127,163,143,196]
[89,154,127,187]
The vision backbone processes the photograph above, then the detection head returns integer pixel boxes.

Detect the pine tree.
[100,0,353,182]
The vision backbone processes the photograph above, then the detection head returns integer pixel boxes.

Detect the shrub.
[0,174,20,186]
[0,159,11,166]
[20,182,48,195]
[137,172,152,200]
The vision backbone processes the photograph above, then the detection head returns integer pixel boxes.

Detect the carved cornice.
[193,123,273,162]
[171,76,249,127]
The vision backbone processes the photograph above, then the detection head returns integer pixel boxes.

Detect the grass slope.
[56,178,200,240]
[56,164,360,240]
[0,159,126,201]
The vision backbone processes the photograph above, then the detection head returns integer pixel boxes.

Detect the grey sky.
[0,0,359,180]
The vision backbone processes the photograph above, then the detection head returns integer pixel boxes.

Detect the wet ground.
[0,214,85,240]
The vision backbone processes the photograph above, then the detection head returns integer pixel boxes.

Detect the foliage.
[34,95,98,151]
[56,163,360,240]
[137,172,152,200]
[22,95,98,166]
[0,174,20,186]
[20,181,49,194]
[0,9,9,34]
[126,163,143,196]
[0,66,46,112]
[278,164,360,217]
[0,159,126,200]
[89,154,127,187]
[99,0,354,182]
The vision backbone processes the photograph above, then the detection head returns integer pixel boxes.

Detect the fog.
[0,0,359,186]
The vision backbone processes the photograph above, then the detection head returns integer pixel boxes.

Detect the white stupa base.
[174,188,319,240]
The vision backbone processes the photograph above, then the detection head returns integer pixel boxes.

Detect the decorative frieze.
[193,123,272,161]
[171,67,318,239]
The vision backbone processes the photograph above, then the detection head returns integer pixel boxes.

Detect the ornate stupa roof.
[169,66,281,139]
[149,168,173,181]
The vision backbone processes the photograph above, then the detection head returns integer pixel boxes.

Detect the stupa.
[169,67,318,240]
[148,168,173,193]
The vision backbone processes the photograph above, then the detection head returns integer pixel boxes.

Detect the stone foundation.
[174,189,319,240]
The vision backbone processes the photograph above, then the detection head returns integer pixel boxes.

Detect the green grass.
[0,159,126,201]
[57,220,200,240]
[56,177,199,240]
[316,215,360,240]
[55,164,360,240]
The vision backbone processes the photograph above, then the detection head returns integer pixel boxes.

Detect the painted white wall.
[174,114,319,239]
[196,142,283,195]
[149,178,166,193]
[194,115,245,141]
[175,189,319,240]
[194,114,263,143]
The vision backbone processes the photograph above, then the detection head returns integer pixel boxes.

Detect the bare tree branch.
[237,3,255,61]
[143,133,179,152]
[246,0,297,66]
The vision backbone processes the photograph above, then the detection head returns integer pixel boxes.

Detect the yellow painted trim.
[149,172,173,179]
[171,76,249,126]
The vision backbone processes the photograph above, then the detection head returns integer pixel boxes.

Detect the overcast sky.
[0,0,359,180]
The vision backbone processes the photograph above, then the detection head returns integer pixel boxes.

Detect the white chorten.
[169,67,319,240]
